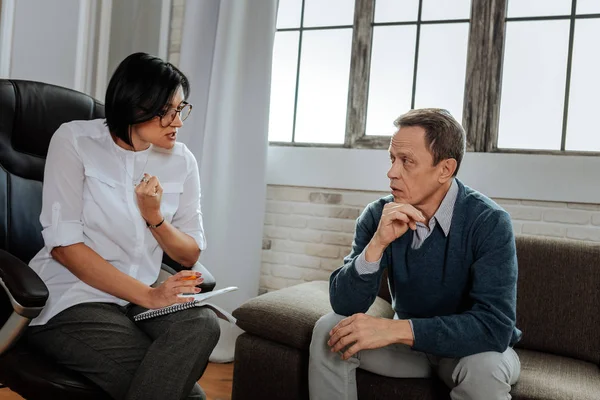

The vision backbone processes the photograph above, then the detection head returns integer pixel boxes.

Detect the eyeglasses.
[158,102,192,127]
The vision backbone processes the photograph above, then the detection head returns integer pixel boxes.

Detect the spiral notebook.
[133,286,238,323]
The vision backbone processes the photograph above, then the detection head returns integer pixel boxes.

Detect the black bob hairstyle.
[105,52,190,147]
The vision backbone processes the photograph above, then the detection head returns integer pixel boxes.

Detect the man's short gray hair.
[393,108,466,176]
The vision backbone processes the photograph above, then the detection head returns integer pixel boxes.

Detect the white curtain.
[179,0,277,362]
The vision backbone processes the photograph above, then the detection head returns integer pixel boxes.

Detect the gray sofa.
[231,235,600,399]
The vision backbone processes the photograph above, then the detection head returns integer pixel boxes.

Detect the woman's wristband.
[146,217,165,229]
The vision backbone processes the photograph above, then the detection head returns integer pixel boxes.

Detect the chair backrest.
[0,79,104,264]
[377,234,600,364]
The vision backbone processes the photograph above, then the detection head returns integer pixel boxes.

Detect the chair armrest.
[0,312,33,356]
[0,249,48,317]
[0,250,49,355]
[160,255,216,292]
[233,281,394,351]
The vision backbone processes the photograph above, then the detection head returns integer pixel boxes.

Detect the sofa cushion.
[512,349,600,400]
[234,281,394,351]
[357,369,447,400]
[514,236,600,364]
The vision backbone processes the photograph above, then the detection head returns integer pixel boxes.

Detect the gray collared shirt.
[356,179,458,275]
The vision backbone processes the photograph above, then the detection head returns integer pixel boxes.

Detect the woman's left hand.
[136,173,163,225]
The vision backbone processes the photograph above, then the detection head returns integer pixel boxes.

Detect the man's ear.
[438,158,457,183]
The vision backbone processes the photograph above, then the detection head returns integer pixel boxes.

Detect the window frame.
[270,0,600,156]
[498,0,600,155]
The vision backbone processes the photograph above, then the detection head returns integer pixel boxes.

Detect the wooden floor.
[0,362,234,400]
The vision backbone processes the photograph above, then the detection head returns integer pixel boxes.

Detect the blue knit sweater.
[330,180,522,358]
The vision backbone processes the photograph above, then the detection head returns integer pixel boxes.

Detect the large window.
[269,0,354,144]
[499,0,600,152]
[268,0,600,154]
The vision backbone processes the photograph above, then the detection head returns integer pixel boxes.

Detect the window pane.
[276,0,302,29]
[268,32,299,142]
[507,0,571,18]
[303,0,355,27]
[422,0,471,20]
[374,0,419,23]
[295,29,352,144]
[498,21,570,150]
[414,23,469,123]
[366,26,417,136]
[566,20,600,151]
[577,0,600,14]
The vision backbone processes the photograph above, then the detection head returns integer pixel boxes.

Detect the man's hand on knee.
[327,313,414,360]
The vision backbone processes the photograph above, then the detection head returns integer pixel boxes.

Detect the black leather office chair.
[0,79,215,399]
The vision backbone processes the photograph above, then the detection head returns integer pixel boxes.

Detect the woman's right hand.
[145,270,204,309]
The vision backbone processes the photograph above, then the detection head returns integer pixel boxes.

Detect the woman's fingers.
[136,174,162,197]
[170,271,202,286]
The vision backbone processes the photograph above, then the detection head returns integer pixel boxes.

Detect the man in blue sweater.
[309,109,522,400]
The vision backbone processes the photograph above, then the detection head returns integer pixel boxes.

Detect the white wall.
[267,146,600,204]
[0,0,171,97]
[4,0,92,91]
[107,0,169,79]
[0,0,10,77]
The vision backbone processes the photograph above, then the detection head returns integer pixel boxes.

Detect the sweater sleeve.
[410,209,518,358]
[329,202,386,316]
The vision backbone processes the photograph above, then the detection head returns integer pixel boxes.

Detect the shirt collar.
[432,179,458,236]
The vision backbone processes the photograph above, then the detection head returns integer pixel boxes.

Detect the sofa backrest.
[377,234,600,364]
[514,235,600,364]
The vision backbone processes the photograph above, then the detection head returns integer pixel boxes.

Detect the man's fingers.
[329,316,353,337]
[331,331,357,354]
[341,343,361,360]
[328,325,353,350]
[390,211,410,224]
[392,204,424,222]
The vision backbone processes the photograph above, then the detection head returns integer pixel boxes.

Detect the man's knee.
[310,312,346,358]
[454,351,510,386]
[312,313,346,340]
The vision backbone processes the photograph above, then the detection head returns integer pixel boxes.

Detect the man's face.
[387,126,441,206]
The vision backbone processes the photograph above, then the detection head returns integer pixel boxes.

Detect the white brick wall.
[260,185,600,293]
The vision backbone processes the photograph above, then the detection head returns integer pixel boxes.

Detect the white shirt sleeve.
[171,148,207,251]
[40,124,85,252]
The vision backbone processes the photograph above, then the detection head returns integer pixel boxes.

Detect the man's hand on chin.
[327,313,415,360]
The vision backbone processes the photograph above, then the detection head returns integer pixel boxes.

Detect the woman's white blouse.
[29,119,206,326]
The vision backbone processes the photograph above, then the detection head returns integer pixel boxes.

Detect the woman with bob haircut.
[25,52,219,400]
